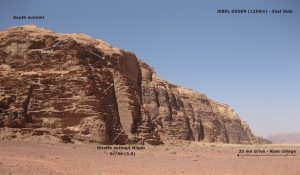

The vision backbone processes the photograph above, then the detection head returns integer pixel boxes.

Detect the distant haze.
[267,130,300,144]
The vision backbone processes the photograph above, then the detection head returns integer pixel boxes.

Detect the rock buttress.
[0,26,126,144]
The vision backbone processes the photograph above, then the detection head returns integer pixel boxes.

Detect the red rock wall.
[0,26,270,144]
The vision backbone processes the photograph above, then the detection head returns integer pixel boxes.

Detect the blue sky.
[0,0,299,137]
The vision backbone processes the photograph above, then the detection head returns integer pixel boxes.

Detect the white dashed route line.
[112,129,124,144]
[89,50,105,59]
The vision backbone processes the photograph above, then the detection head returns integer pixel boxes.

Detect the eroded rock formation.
[0,25,269,144]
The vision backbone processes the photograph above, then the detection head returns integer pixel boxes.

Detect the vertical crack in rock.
[198,119,205,141]
[23,84,34,123]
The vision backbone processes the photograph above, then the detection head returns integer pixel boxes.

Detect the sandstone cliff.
[0,25,269,145]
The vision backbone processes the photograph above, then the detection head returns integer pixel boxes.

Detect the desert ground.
[0,140,299,175]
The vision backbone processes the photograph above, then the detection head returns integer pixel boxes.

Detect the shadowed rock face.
[0,25,270,145]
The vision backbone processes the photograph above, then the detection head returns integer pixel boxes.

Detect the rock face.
[0,25,269,145]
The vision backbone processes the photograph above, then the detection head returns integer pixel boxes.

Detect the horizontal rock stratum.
[0,25,270,145]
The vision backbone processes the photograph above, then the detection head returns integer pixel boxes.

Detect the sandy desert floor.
[0,140,299,175]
